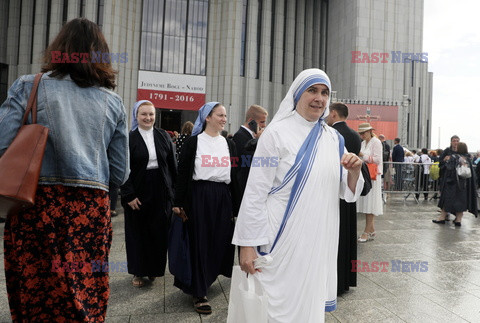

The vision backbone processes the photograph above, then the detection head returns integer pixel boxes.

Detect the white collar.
[241,125,255,138]
[293,111,318,127]
[138,127,154,135]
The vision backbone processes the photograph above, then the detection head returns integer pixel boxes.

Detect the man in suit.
[327,103,361,154]
[392,137,404,190]
[327,102,361,295]
[232,104,268,214]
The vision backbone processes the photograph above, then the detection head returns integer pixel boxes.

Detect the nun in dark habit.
[121,100,176,287]
[172,102,237,315]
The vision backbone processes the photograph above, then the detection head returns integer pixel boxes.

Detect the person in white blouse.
[121,100,177,288]
[404,151,415,163]
[172,102,237,315]
[416,148,432,200]
[357,123,383,242]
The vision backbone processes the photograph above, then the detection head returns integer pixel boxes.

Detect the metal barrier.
[381,162,440,203]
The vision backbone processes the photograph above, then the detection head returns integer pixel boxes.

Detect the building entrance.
[160,110,182,132]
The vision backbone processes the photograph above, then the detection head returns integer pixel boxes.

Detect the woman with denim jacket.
[0,18,128,322]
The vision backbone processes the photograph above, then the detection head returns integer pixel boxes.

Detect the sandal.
[193,297,212,315]
[358,232,376,243]
[132,276,145,287]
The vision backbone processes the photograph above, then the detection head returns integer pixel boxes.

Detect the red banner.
[345,104,399,140]
[137,89,205,111]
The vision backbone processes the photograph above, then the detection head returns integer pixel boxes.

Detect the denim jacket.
[0,72,129,191]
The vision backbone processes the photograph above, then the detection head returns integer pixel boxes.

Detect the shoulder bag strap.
[22,73,44,125]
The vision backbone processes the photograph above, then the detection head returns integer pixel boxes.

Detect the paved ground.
[1,194,480,322]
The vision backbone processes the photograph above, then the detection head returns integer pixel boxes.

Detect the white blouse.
[193,132,231,183]
[360,136,383,175]
[138,127,159,170]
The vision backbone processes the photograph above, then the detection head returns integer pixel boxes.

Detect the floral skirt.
[4,185,112,322]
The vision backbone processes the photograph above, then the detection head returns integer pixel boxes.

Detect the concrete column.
[17,0,35,76]
[259,0,272,108]
[83,0,97,22]
[68,0,80,21]
[293,0,305,76]
[283,0,295,85]
[32,0,48,72]
[303,0,313,68]
[310,0,321,69]
[269,0,286,117]
[47,0,63,47]
[121,0,142,111]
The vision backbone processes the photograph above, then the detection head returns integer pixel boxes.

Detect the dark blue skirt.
[174,180,235,297]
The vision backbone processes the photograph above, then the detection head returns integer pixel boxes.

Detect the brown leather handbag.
[0,73,49,216]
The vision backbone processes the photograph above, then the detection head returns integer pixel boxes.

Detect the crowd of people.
[374,133,478,228]
[0,17,478,323]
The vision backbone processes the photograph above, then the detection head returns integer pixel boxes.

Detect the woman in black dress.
[176,121,193,160]
[121,100,176,287]
[172,102,236,315]
[433,142,477,226]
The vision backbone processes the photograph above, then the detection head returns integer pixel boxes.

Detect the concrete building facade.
[0,0,432,148]
[327,0,433,149]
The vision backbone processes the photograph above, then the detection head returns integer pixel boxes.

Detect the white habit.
[232,112,364,323]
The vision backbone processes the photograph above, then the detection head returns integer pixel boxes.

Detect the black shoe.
[432,219,446,224]
[193,297,212,315]
[0,217,5,223]
[111,210,118,217]
[453,221,461,227]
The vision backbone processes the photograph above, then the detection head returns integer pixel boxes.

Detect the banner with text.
[137,71,206,110]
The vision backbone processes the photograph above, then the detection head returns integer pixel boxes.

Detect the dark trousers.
[394,164,403,190]
[415,173,429,199]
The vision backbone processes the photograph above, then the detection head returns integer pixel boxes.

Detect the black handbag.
[168,215,192,286]
[361,162,372,196]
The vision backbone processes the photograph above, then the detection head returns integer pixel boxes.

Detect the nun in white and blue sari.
[232,69,364,322]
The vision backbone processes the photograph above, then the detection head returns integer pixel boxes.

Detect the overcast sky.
[424,0,480,152]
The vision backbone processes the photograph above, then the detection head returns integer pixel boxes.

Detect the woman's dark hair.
[41,18,117,89]
[201,103,222,132]
[457,142,468,155]
[181,121,194,135]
